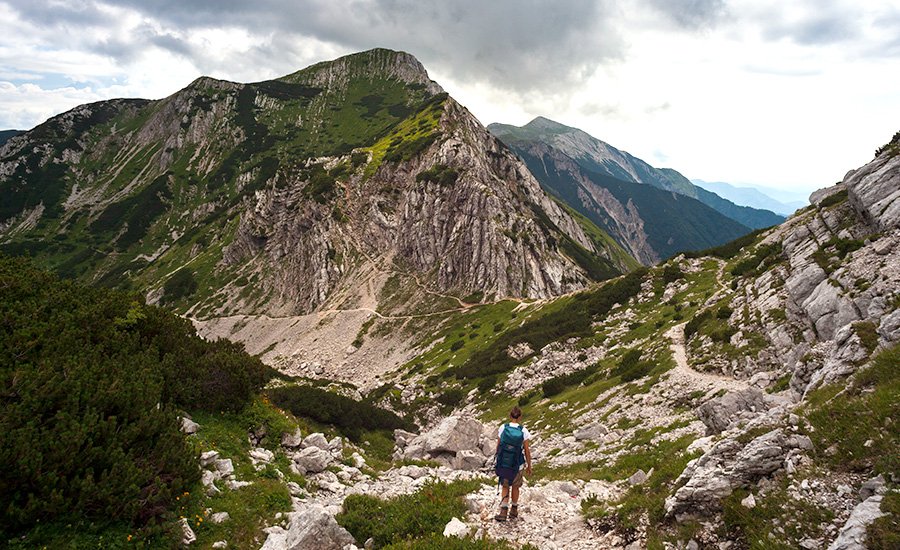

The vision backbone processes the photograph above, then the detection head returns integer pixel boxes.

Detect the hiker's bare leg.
[511,485,520,504]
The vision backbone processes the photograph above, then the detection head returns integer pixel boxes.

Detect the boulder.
[421,416,485,454]
[181,417,200,435]
[282,429,304,449]
[215,459,235,477]
[859,474,886,500]
[574,423,608,441]
[260,505,356,550]
[827,495,886,550]
[200,450,220,467]
[844,150,900,230]
[212,542,227,549]
[201,470,220,496]
[442,517,470,538]
[453,450,486,471]
[327,436,343,453]
[302,433,330,451]
[696,388,771,434]
[292,446,332,474]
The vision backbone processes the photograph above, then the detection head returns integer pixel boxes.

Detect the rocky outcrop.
[260,505,356,550]
[695,388,772,434]
[665,428,813,519]
[394,415,495,468]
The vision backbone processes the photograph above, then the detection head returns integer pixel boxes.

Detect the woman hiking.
[494,406,532,521]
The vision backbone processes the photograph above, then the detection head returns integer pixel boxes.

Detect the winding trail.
[664,322,749,394]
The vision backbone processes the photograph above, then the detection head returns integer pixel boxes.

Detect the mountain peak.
[282,48,442,93]
[524,116,573,133]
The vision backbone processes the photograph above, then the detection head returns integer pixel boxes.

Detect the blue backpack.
[496,423,525,470]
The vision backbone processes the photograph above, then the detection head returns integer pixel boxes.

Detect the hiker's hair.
[510,406,522,419]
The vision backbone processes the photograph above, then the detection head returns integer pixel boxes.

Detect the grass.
[720,483,835,549]
[336,479,483,547]
[868,490,900,549]
[802,345,898,475]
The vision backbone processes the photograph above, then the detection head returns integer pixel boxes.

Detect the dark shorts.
[496,468,525,488]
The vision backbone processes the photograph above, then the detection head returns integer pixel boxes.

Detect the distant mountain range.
[488,118,782,264]
[692,179,808,216]
[489,117,784,231]
[488,120,753,264]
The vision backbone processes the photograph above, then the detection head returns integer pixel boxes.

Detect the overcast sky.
[1,0,898,195]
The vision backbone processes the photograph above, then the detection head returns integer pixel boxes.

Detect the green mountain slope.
[0,49,633,319]
[490,117,784,230]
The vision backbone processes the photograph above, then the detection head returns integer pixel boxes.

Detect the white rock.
[180,518,197,545]
[302,433,330,451]
[350,452,366,468]
[181,417,200,435]
[828,495,886,550]
[453,450,486,471]
[282,429,304,448]
[628,469,648,486]
[212,542,227,549]
[260,505,355,550]
[741,493,757,509]
[200,450,220,467]
[215,458,235,477]
[250,447,276,464]
[573,423,608,441]
[201,470,220,496]
[293,446,332,474]
[210,511,230,524]
[442,517,470,538]
[225,479,252,490]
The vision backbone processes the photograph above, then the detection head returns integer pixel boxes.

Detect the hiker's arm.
[524,440,532,475]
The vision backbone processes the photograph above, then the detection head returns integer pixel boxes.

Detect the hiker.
[494,406,532,521]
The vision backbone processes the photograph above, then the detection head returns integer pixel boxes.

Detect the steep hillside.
[361,134,899,548]
[0,49,635,379]
[490,117,785,229]
[501,138,752,264]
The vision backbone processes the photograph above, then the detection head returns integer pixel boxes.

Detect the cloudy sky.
[2,0,899,195]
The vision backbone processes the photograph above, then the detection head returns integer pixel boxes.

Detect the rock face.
[696,388,772,434]
[260,505,356,550]
[665,428,813,518]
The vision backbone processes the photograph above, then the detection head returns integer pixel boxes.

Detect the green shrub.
[0,255,270,534]
[731,242,783,277]
[683,227,769,260]
[818,189,849,208]
[685,309,711,340]
[267,385,413,440]
[163,268,197,303]
[853,321,879,354]
[661,263,684,283]
[416,164,459,186]
[868,490,900,549]
[336,480,479,547]
[448,269,647,380]
[437,388,466,408]
[717,305,733,319]
[477,375,498,393]
[449,339,465,352]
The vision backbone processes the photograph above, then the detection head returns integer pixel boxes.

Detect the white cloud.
[0,0,898,193]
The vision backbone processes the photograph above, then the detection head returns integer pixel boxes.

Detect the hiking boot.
[494,506,508,522]
[509,504,519,520]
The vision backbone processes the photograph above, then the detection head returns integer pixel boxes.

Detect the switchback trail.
[664,322,749,394]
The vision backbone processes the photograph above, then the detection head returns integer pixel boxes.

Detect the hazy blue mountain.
[490,118,784,229]
[498,138,752,264]
[693,179,806,216]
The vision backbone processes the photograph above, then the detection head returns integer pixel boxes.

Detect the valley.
[1,49,898,550]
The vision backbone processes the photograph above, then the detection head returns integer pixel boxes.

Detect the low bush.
[436,387,466,408]
[267,385,413,440]
[0,255,269,535]
[163,268,197,303]
[683,228,769,260]
[730,242,783,277]
[541,363,600,398]
[416,164,459,186]
[448,268,648,380]
[661,263,684,283]
[337,480,479,547]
